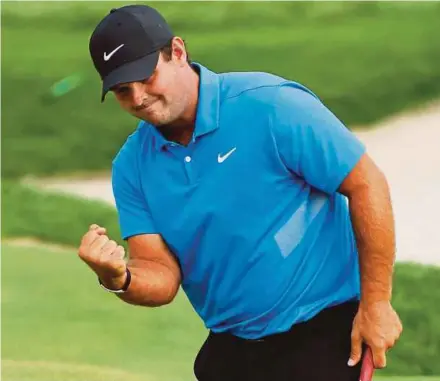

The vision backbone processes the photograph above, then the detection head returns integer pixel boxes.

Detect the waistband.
[208,300,359,346]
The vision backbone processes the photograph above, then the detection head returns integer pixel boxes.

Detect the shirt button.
[184,156,191,163]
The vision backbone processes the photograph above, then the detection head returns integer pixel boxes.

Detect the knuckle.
[91,248,101,258]
[78,244,91,257]
[103,245,113,256]
[389,333,399,345]
[96,254,108,265]
[97,236,109,247]
[78,247,85,258]
[85,232,97,242]
[103,240,117,252]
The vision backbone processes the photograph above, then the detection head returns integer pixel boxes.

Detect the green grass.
[1,180,124,248]
[2,360,149,381]
[2,243,440,380]
[2,2,440,178]
[1,243,206,381]
[3,362,440,381]
[2,181,440,377]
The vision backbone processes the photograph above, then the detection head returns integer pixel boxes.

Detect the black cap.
[89,5,174,101]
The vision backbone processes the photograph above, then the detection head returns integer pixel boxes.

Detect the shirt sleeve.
[112,149,157,241]
[269,82,366,194]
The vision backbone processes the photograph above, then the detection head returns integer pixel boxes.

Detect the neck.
[159,66,199,146]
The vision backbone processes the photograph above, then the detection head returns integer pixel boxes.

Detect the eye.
[113,86,129,95]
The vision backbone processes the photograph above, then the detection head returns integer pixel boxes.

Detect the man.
[80,4,402,381]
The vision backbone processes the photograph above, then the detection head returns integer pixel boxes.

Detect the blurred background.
[2,1,440,381]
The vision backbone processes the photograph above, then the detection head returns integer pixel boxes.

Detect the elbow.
[140,282,180,308]
[158,274,181,306]
[153,286,180,307]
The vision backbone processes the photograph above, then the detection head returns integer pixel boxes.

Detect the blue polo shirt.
[112,63,366,339]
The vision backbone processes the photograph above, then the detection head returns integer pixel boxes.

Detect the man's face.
[111,50,189,126]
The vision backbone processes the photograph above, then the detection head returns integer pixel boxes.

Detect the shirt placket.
[166,143,197,185]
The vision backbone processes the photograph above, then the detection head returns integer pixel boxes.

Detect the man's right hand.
[78,224,127,290]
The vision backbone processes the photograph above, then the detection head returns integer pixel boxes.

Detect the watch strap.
[98,268,131,293]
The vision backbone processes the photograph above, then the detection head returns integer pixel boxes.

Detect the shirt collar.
[152,62,221,151]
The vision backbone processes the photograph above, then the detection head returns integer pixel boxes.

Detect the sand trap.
[355,102,439,265]
[26,102,440,265]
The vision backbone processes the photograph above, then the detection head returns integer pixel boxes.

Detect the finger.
[111,246,126,260]
[90,235,110,252]
[101,240,118,255]
[102,250,126,273]
[348,328,362,366]
[89,224,107,235]
[371,343,387,369]
[81,230,101,246]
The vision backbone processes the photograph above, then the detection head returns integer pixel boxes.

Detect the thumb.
[348,327,362,367]
[89,224,106,235]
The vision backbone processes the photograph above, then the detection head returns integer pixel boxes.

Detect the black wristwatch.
[98,268,131,293]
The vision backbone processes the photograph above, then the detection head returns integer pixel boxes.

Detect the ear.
[170,37,188,65]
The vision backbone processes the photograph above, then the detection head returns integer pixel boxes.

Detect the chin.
[151,112,178,126]
[140,113,170,127]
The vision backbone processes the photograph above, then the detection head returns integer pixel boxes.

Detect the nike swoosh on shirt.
[103,44,124,61]
[218,147,237,163]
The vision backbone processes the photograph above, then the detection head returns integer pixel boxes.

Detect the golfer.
[79,5,403,380]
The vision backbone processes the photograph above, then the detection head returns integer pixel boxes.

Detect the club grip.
[359,346,375,381]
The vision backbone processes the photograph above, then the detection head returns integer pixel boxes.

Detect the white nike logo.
[103,44,124,61]
[218,147,236,163]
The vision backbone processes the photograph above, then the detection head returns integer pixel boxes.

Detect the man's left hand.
[348,300,403,369]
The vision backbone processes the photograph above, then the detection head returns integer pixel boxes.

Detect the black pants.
[194,301,365,381]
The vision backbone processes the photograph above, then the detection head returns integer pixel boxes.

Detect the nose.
[131,84,145,108]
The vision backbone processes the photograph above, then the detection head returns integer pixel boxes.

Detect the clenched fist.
[78,224,127,290]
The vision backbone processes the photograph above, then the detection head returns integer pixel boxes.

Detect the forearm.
[348,172,396,304]
[102,259,180,307]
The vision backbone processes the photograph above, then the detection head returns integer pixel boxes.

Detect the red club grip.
[359,346,375,381]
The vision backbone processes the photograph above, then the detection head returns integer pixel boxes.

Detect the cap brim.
[101,50,160,102]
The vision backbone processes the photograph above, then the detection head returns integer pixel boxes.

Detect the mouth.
[134,99,158,113]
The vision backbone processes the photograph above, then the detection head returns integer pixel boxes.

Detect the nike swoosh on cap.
[103,44,125,61]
